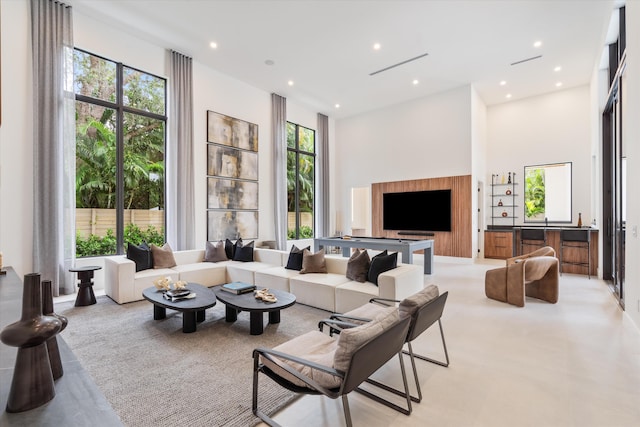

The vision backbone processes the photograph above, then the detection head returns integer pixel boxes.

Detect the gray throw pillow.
[204,240,228,262]
[151,243,177,269]
[300,248,327,274]
[346,249,370,282]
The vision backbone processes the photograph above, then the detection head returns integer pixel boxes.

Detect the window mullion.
[116,63,125,254]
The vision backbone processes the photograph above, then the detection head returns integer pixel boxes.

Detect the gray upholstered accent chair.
[252,306,412,427]
[485,246,559,307]
[320,285,450,406]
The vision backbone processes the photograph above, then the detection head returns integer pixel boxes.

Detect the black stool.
[520,228,547,254]
[70,265,102,306]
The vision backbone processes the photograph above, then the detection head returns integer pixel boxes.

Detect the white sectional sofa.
[104,247,424,313]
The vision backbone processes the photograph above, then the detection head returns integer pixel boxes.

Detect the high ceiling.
[67,0,620,119]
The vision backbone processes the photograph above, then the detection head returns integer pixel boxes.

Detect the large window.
[74,49,166,257]
[286,122,315,239]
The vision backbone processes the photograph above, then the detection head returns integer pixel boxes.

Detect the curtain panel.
[30,0,75,295]
[317,113,330,238]
[272,94,287,250]
[167,50,195,250]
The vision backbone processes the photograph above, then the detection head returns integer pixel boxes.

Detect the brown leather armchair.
[485,246,559,307]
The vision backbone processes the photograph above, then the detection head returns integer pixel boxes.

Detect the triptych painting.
[206,111,258,240]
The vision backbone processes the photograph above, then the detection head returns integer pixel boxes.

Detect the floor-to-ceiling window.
[602,6,626,307]
[74,49,167,257]
[286,122,315,239]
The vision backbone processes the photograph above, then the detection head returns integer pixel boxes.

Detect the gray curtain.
[31,0,75,295]
[167,50,195,250]
[272,94,287,250]
[317,113,330,237]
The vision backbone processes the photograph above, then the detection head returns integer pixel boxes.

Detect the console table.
[314,236,434,274]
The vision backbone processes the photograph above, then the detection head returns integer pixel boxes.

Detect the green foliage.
[525,169,546,218]
[287,225,313,240]
[76,224,165,257]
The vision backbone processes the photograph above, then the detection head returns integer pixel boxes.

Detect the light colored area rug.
[56,294,331,426]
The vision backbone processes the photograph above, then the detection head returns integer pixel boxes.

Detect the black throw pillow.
[367,251,398,285]
[285,245,310,271]
[127,242,153,272]
[233,240,254,262]
[225,238,242,260]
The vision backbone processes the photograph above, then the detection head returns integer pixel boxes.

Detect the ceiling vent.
[369,52,429,76]
[510,55,542,66]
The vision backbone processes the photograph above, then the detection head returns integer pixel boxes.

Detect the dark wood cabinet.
[484,231,514,259]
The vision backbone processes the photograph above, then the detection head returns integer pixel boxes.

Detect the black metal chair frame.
[520,228,547,254]
[253,315,412,427]
[320,292,450,405]
[559,228,591,279]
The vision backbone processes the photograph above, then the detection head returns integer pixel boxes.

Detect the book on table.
[221,282,256,294]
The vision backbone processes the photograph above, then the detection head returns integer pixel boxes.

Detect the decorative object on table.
[153,276,172,291]
[505,188,512,195]
[501,211,508,217]
[206,110,259,241]
[497,199,503,206]
[42,279,67,380]
[222,281,257,294]
[508,172,512,184]
[174,280,188,290]
[577,212,583,228]
[0,273,63,412]
[163,290,195,302]
[254,288,278,303]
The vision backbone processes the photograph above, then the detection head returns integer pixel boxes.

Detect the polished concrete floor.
[257,258,640,427]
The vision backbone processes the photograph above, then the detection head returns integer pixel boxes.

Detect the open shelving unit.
[490,173,518,227]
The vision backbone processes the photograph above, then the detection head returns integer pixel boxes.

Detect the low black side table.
[70,266,102,307]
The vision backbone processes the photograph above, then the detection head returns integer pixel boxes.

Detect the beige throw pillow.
[398,284,439,317]
[300,248,327,274]
[346,249,370,282]
[333,306,398,372]
[151,243,177,269]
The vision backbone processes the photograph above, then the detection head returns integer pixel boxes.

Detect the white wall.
[0,0,32,277]
[471,87,488,257]
[486,85,592,228]
[334,85,473,234]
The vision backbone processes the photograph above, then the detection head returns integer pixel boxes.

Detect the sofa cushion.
[233,240,255,262]
[300,248,328,274]
[346,249,370,283]
[399,284,439,317]
[333,306,398,372]
[127,242,152,272]
[151,243,177,269]
[204,240,228,262]
[285,245,309,271]
[367,251,398,285]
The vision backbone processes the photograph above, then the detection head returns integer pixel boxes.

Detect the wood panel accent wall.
[372,175,473,258]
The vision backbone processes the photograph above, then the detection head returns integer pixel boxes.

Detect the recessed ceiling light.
[555,82,563,87]
[209,41,218,49]
[506,94,512,99]
[288,80,294,86]
[412,79,419,85]
[533,40,542,48]
[373,43,381,50]
[335,104,341,109]
[554,66,562,72]
[500,80,506,86]
[265,59,275,66]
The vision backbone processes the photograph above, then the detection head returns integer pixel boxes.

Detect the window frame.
[286,122,316,240]
[74,48,167,255]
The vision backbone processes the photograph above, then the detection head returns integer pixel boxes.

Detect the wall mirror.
[524,162,572,223]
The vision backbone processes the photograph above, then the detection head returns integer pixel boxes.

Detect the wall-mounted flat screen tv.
[383,189,452,232]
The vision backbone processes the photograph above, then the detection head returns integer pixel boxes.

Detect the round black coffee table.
[213,286,296,335]
[142,283,217,333]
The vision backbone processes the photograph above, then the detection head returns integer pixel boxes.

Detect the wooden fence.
[76,208,164,238]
